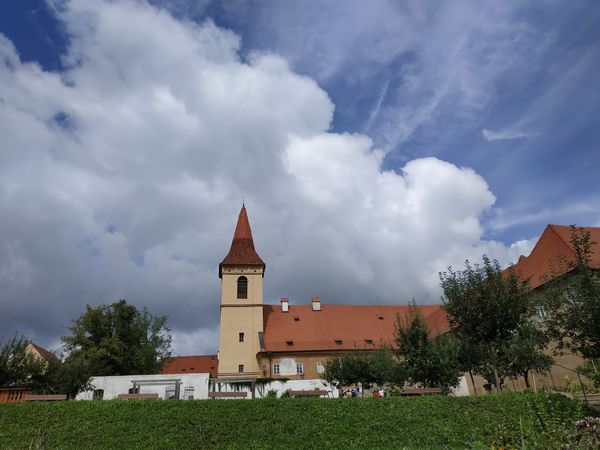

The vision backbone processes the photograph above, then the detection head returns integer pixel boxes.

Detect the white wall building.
[76,373,210,400]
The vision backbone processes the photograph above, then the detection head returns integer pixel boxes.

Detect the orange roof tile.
[507,224,600,289]
[219,205,265,277]
[160,355,218,377]
[262,304,449,352]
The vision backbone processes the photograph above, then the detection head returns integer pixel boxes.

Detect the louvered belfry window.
[237,276,248,299]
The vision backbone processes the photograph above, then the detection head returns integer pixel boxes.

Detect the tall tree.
[545,226,600,360]
[395,303,461,394]
[61,299,172,377]
[439,256,538,391]
[502,322,552,388]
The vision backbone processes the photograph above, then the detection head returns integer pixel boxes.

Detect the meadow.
[0,392,595,449]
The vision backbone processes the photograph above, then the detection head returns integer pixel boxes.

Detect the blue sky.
[1,0,599,353]
[3,1,600,242]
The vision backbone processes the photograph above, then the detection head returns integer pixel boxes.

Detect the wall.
[208,378,339,399]
[75,373,210,400]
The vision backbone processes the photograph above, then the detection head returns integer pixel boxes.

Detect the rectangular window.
[537,305,547,322]
[239,332,244,342]
[316,362,325,374]
[296,363,304,375]
[184,387,194,400]
[273,364,280,375]
[238,364,244,373]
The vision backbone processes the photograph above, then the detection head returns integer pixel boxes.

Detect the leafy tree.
[323,346,407,388]
[368,346,406,386]
[502,322,552,388]
[544,226,600,360]
[0,335,44,387]
[324,351,371,386]
[29,353,92,399]
[395,303,461,394]
[439,256,539,391]
[61,299,172,377]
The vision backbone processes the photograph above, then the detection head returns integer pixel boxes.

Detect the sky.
[1,0,599,355]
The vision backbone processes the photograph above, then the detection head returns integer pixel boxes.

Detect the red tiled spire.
[219,205,265,277]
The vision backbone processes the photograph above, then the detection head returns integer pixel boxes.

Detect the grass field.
[0,392,595,449]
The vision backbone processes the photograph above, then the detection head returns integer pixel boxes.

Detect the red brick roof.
[160,355,218,377]
[219,205,265,277]
[29,342,60,363]
[507,224,600,289]
[261,304,449,352]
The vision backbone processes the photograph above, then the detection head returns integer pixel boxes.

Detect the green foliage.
[61,299,172,377]
[0,392,594,449]
[395,303,461,394]
[440,255,546,390]
[29,354,92,399]
[324,345,406,388]
[544,226,600,360]
[0,335,45,387]
[577,359,600,390]
[503,322,553,388]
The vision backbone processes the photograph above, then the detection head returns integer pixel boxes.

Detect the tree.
[61,299,172,377]
[0,335,44,387]
[502,322,552,388]
[544,226,600,360]
[395,303,461,394]
[439,256,540,391]
[323,346,407,388]
[29,353,92,399]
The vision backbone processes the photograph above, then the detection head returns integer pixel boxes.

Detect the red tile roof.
[507,224,600,289]
[262,304,449,352]
[219,205,265,277]
[160,355,218,377]
[29,342,60,363]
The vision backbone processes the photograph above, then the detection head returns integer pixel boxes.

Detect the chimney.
[280,297,289,313]
[311,297,321,311]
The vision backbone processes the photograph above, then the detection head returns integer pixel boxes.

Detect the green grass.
[0,392,595,449]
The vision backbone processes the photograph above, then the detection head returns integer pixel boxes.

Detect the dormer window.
[365,339,373,345]
[286,340,294,346]
[335,339,343,345]
[237,276,248,299]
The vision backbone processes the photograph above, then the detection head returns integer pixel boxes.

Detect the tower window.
[239,332,245,342]
[237,276,248,299]
[238,364,244,373]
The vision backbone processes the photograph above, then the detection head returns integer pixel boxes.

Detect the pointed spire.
[219,205,265,277]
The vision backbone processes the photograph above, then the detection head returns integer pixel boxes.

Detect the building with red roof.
[217,205,449,381]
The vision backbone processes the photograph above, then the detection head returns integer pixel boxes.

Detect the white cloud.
[0,0,531,353]
[482,128,530,141]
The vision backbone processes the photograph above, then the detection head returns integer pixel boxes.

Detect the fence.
[0,388,30,403]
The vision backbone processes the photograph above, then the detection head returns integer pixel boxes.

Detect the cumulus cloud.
[0,0,533,355]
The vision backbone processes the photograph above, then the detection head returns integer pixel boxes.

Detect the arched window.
[237,276,248,299]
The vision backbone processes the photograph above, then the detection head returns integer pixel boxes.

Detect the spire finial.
[242,193,245,208]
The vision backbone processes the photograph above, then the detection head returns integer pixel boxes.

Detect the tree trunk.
[469,370,477,395]
[523,370,530,389]
[493,363,501,392]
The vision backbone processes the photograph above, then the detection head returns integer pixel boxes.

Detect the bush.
[0,392,594,449]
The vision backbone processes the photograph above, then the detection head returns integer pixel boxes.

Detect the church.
[215,205,448,381]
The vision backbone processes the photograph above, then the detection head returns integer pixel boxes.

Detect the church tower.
[218,205,265,378]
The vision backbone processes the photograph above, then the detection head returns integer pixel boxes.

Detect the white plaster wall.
[450,375,470,397]
[208,378,338,399]
[76,373,210,400]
